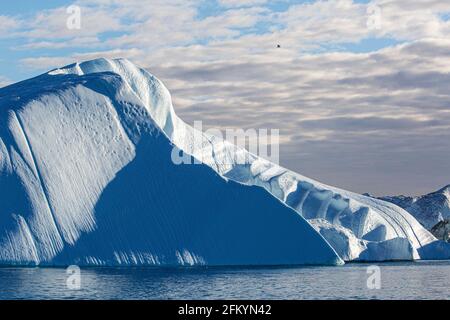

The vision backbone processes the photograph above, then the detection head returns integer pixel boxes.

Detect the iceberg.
[0,58,448,265]
[0,59,342,266]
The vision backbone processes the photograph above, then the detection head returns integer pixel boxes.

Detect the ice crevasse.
[0,58,448,266]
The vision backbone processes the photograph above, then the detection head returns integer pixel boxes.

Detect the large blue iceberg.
[0,58,448,266]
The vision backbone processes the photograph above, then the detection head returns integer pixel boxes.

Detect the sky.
[0,0,449,196]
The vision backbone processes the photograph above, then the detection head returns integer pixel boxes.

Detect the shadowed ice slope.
[53,135,341,266]
[0,59,342,266]
[45,58,449,262]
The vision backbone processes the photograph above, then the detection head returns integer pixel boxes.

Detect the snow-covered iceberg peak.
[0,58,343,266]
[48,58,178,139]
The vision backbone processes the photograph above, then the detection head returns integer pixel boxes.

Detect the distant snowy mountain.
[0,58,448,266]
[379,185,450,236]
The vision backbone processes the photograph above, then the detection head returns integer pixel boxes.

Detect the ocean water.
[1,261,449,300]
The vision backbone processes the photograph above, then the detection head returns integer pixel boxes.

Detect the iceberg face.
[0,59,342,266]
[58,59,441,262]
[309,219,366,261]
[0,57,448,265]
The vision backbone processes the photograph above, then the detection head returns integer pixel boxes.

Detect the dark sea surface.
[1,261,449,300]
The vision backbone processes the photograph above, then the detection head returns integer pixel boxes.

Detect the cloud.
[0,15,21,36]
[366,0,450,40]
[144,39,450,195]
[6,0,268,51]
[0,76,11,88]
[20,48,144,70]
[218,0,268,8]
[3,0,449,51]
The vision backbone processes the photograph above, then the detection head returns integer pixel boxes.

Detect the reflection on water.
[1,261,449,300]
